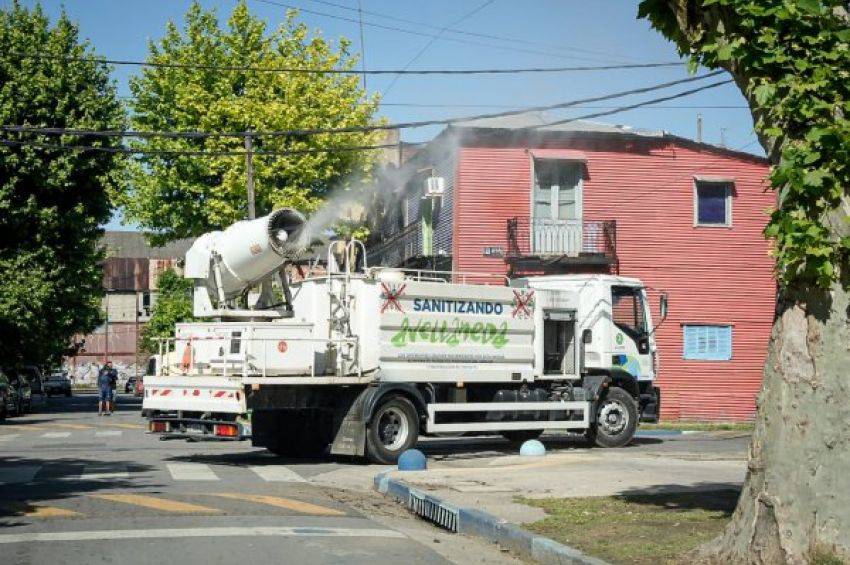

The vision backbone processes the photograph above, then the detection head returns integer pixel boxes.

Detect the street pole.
[245,132,256,220]
[104,291,110,363]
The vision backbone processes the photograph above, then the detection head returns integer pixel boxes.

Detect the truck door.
[610,286,653,379]
[542,310,577,376]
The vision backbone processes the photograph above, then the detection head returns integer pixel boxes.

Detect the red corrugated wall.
[455,140,774,421]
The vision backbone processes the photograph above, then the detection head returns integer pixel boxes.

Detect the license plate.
[185,424,205,434]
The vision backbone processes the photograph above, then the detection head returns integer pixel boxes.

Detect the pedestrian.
[97,361,117,416]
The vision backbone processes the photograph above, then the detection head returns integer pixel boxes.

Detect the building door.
[532,159,582,255]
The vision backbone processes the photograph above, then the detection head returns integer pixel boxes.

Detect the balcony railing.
[367,220,422,267]
[507,217,617,260]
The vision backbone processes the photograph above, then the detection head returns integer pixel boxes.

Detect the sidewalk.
[310,433,748,564]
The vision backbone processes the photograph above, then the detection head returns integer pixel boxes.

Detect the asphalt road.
[0,393,524,565]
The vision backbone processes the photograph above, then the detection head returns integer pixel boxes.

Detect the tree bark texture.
[696,271,850,563]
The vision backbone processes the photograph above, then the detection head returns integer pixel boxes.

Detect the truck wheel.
[366,396,419,464]
[588,387,638,448]
[501,429,543,444]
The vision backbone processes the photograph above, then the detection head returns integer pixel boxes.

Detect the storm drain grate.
[408,490,459,532]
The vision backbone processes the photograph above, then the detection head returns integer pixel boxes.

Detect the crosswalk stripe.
[210,493,345,516]
[51,423,94,430]
[89,494,222,514]
[0,434,19,441]
[249,465,306,483]
[94,430,123,437]
[0,526,406,544]
[42,432,72,439]
[0,502,83,518]
[0,425,46,431]
[80,466,129,481]
[167,463,219,481]
[0,466,40,484]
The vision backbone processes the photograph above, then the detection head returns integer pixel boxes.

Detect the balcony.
[367,221,422,267]
[506,217,617,272]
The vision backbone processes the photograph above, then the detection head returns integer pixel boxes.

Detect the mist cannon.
[185,208,308,317]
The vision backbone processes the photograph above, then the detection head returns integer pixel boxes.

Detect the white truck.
[143,208,665,464]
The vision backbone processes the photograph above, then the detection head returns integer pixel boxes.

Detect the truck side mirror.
[582,329,593,344]
[660,293,668,321]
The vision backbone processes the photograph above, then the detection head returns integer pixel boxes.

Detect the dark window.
[696,182,731,226]
[230,332,242,354]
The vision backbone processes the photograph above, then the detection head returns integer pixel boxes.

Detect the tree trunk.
[697,270,850,563]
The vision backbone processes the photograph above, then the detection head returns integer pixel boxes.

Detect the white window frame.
[693,177,734,228]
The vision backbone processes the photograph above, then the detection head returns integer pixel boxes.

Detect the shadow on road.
[0,454,159,526]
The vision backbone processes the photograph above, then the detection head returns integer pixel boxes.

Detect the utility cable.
[8,51,682,75]
[0,71,725,140]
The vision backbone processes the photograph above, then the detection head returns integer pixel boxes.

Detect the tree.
[118,0,381,245]
[638,1,849,563]
[0,2,125,365]
[139,269,194,354]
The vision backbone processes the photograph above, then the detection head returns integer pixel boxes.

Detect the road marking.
[51,423,95,430]
[0,502,82,518]
[80,466,129,481]
[0,434,19,441]
[0,466,40,484]
[249,465,306,483]
[94,430,123,437]
[167,463,219,481]
[89,494,222,514]
[105,423,145,429]
[0,526,405,544]
[0,425,46,431]
[42,432,72,439]
[210,493,345,516]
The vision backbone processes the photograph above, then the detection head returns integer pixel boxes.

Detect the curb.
[374,471,610,565]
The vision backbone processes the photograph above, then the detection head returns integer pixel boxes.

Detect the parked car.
[44,374,72,397]
[124,376,138,394]
[0,369,16,420]
[16,365,46,410]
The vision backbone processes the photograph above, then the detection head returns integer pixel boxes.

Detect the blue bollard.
[397,449,427,471]
[519,439,546,457]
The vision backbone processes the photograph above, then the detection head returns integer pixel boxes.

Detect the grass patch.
[519,489,738,565]
[641,421,753,432]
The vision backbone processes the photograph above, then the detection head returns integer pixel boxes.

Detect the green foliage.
[0,1,126,364]
[139,269,194,353]
[639,0,850,288]
[119,0,382,244]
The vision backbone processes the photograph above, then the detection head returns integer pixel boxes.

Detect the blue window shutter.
[683,325,732,360]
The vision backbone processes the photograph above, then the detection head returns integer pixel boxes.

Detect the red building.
[369,113,773,422]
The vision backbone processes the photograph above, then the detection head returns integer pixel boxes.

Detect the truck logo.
[380,283,407,314]
[511,290,535,319]
[616,333,624,346]
[391,317,509,349]
[413,298,504,315]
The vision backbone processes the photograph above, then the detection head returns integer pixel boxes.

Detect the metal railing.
[155,335,361,379]
[366,221,421,266]
[506,217,617,259]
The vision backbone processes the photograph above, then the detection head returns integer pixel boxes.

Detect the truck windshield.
[611,286,647,338]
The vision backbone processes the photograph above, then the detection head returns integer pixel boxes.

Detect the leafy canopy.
[139,269,194,354]
[0,1,125,364]
[119,0,381,244]
[639,0,850,287]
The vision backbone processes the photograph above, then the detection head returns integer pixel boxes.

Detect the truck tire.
[366,396,419,464]
[587,387,638,448]
[501,429,543,444]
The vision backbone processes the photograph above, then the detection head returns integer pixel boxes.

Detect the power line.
[295,0,639,62]
[1,71,726,140]
[380,103,749,109]
[251,0,642,64]
[8,51,682,75]
[0,75,735,157]
[382,0,497,97]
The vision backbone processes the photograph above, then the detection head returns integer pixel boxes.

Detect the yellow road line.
[104,423,146,430]
[0,503,82,518]
[51,423,95,430]
[210,493,345,516]
[0,425,47,432]
[89,494,222,514]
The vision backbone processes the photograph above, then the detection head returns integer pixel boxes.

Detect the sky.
[9,0,761,229]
